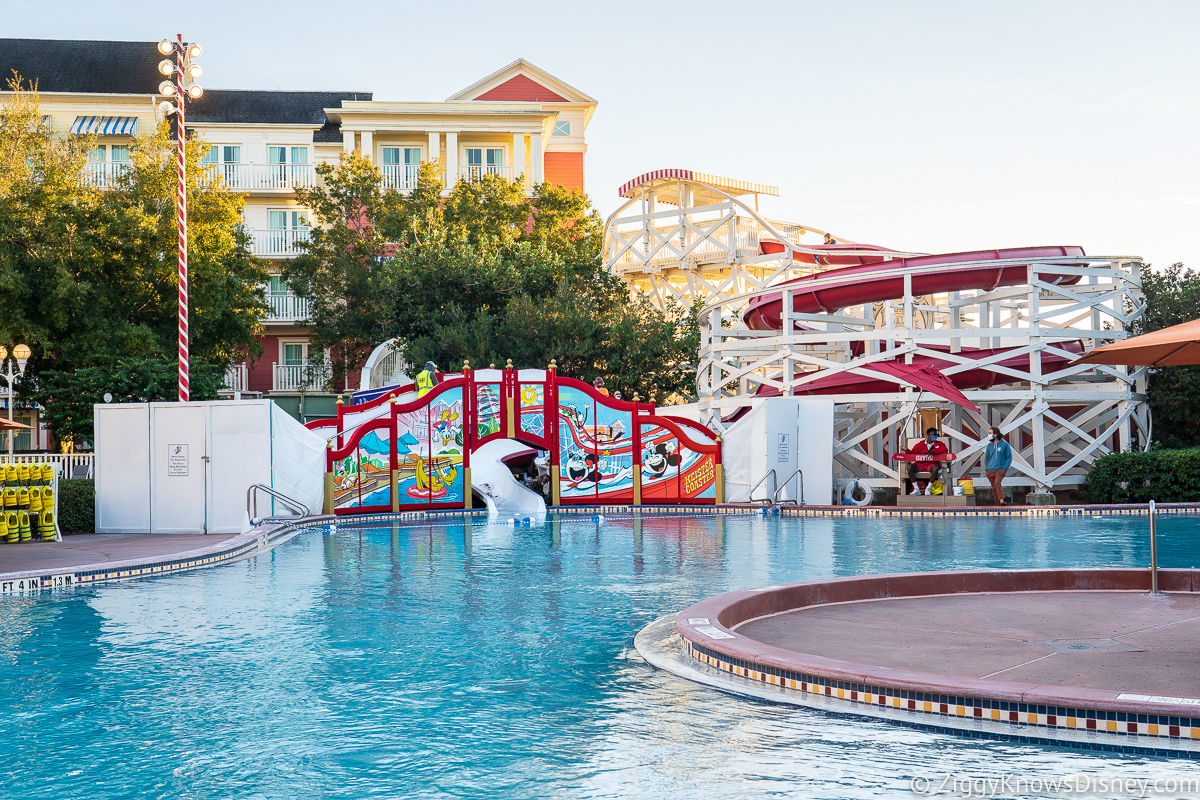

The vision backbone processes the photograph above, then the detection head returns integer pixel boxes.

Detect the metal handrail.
[773,468,805,505]
[247,484,310,522]
[748,469,777,504]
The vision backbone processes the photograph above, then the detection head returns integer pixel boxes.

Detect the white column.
[531,132,544,184]
[360,131,373,161]
[512,133,526,187]
[342,130,355,153]
[427,131,441,182]
[445,131,458,189]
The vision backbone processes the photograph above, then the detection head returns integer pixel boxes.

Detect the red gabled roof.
[474,74,568,103]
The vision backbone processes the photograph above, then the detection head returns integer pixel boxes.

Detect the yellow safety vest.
[416,370,435,397]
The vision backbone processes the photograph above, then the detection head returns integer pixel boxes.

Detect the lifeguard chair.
[893,409,973,507]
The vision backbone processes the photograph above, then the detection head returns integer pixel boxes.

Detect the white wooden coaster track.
[602,170,1149,495]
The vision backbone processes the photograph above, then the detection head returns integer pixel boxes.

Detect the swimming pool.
[4,513,1200,798]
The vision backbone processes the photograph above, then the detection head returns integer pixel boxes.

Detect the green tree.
[1135,262,1200,448]
[285,154,692,398]
[0,78,268,444]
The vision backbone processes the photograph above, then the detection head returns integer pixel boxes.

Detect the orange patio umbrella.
[1070,318,1200,367]
[0,418,30,431]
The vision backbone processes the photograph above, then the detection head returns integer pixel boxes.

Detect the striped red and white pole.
[175,34,189,403]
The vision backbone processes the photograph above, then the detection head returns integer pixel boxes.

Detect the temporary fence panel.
[95,404,151,533]
[149,403,209,534]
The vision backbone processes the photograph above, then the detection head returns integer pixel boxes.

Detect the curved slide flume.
[738,244,1088,407]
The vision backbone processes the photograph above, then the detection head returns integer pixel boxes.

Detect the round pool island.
[638,569,1200,756]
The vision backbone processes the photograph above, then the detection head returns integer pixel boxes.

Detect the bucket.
[952,485,964,496]
[958,479,974,496]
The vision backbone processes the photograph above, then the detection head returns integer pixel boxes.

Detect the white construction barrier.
[723,397,834,504]
[95,400,325,534]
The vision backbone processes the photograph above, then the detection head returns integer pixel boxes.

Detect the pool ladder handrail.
[773,468,805,505]
[247,484,311,523]
[748,469,778,504]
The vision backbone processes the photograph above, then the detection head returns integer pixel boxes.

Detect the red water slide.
[739,243,1088,402]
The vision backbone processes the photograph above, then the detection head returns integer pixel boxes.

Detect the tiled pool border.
[672,569,1200,755]
[3,502,1196,595]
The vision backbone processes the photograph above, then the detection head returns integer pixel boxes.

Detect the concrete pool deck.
[658,568,1200,755]
[738,591,1200,698]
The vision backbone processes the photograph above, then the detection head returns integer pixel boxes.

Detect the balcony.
[201,163,317,191]
[265,291,310,323]
[83,161,131,188]
[380,164,420,192]
[249,228,310,257]
[222,362,248,393]
[273,363,331,392]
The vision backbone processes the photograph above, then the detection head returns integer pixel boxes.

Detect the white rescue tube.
[845,479,874,507]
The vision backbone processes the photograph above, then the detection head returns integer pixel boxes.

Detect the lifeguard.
[905,427,948,495]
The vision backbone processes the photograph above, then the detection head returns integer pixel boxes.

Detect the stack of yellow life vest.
[0,462,57,543]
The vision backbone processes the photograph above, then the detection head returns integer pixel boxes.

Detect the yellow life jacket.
[416,370,436,398]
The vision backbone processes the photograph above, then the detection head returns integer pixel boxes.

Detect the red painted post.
[174,34,189,403]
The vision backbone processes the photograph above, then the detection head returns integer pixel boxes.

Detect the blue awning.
[71,116,138,136]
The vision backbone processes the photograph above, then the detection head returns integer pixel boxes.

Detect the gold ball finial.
[632,392,640,403]
[506,358,513,369]
[489,363,495,369]
[336,394,344,406]
[326,438,333,448]
[463,359,470,370]
[716,434,723,442]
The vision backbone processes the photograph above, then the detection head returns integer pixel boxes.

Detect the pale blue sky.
[6,0,1197,271]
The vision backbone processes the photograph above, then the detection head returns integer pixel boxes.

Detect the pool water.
[4,514,1200,798]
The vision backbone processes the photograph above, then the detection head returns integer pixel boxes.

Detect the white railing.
[0,453,94,478]
[201,163,317,191]
[273,363,331,392]
[266,292,310,322]
[222,363,248,392]
[380,164,421,191]
[249,228,310,257]
[82,161,131,188]
[459,164,517,182]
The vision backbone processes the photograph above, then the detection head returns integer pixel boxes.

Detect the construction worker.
[416,361,439,398]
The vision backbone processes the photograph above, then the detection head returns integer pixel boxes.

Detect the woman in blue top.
[984,426,1013,505]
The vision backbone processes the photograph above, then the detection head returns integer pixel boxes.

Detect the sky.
[5,0,1198,271]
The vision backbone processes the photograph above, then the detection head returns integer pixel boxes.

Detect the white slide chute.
[470,439,547,520]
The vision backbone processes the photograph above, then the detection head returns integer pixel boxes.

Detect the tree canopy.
[0,78,268,444]
[285,156,698,401]
[1134,262,1200,448]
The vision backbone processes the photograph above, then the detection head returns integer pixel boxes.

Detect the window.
[269,275,289,295]
[110,145,129,163]
[282,342,308,366]
[88,145,106,163]
[268,146,308,187]
[268,210,309,254]
[464,147,505,178]
[381,147,422,190]
[202,146,243,186]
[269,210,309,229]
[86,145,129,187]
[552,121,570,137]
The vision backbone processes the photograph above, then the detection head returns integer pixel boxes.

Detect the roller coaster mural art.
[307,363,723,515]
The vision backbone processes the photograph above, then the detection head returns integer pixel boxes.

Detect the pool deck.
[663,568,1200,755]
[738,591,1200,698]
[0,533,237,575]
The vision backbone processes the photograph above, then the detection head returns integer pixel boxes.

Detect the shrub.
[1084,449,1200,503]
[57,479,95,534]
